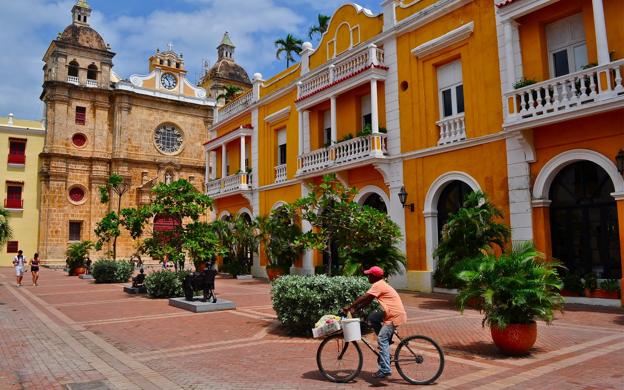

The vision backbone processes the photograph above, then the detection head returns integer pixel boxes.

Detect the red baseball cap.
[363,266,384,277]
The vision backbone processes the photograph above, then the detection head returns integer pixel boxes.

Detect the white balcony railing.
[67,75,79,85]
[298,45,386,99]
[436,114,466,145]
[86,79,98,87]
[297,134,387,175]
[505,60,624,124]
[217,90,254,123]
[206,172,252,197]
[274,164,287,183]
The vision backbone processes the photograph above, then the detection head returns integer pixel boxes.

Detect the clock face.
[161,73,177,90]
[154,124,183,154]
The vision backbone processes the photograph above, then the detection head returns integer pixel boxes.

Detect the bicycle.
[316,317,445,384]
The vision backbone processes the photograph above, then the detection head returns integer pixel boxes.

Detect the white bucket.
[341,319,361,342]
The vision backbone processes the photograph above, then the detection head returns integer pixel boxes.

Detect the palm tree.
[216,85,243,104]
[275,34,303,68]
[0,208,13,247]
[308,14,330,40]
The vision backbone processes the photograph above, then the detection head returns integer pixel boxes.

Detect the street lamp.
[398,186,414,212]
[616,149,624,176]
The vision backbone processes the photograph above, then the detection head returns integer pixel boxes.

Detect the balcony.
[296,44,387,106]
[274,164,287,183]
[504,60,624,130]
[216,90,254,124]
[86,79,98,87]
[206,172,252,199]
[297,133,387,176]
[67,75,79,85]
[436,114,466,145]
[4,199,23,210]
[7,154,26,165]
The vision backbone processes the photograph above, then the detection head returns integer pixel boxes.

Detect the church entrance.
[549,161,621,278]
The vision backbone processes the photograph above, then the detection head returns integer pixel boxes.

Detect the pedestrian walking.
[30,253,41,286]
[12,250,26,287]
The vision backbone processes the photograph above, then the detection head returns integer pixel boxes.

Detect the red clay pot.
[72,266,86,276]
[490,322,537,355]
[585,289,619,299]
[266,266,288,281]
[197,262,207,272]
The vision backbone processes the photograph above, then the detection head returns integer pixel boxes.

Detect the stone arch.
[68,60,79,77]
[271,201,287,211]
[423,171,481,277]
[354,185,390,213]
[237,207,253,222]
[218,210,231,221]
[87,64,98,80]
[533,149,624,200]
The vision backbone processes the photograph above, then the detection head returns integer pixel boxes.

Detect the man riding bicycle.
[343,266,407,379]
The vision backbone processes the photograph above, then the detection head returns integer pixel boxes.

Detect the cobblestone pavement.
[0,268,622,389]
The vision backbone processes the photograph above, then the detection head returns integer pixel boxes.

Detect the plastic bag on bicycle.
[312,315,342,338]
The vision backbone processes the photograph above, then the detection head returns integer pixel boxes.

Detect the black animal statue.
[183,269,217,303]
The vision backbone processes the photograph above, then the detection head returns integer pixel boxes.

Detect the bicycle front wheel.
[316,334,363,383]
[394,335,445,385]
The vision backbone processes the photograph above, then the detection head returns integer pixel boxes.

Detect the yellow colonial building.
[0,114,45,266]
[205,0,623,302]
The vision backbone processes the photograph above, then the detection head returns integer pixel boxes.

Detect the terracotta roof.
[208,59,251,86]
[59,23,107,50]
[496,0,519,8]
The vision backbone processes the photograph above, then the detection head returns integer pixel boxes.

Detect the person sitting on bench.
[132,268,146,288]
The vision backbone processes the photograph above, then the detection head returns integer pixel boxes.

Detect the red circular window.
[72,133,87,147]
[69,187,85,202]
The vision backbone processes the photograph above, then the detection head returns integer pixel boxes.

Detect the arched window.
[87,64,98,80]
[550,161,620,278]
[436,181,472,240]
[68,61,79,77]
[362,193,387,214]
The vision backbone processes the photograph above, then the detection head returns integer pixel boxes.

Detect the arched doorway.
[549,161,621,278]
[436,180,473,240]
[362,193,388,213]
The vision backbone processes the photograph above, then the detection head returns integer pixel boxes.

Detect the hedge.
[92,260,134,283]
[144,270,191,298]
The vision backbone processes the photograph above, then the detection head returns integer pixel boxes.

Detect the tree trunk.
[326,236,333,276]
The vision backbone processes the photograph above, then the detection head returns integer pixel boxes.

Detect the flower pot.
[196,262,207,272]
[266,266,289,281]
[72,266,86,276]
[490,322,537,355]
[585,288,619,299]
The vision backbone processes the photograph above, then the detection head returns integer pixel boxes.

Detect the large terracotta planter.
[72,266,86,276]
[196,262,207,272]
[585,288,619,299]
[266,266,289,281]
[490,322,537,355]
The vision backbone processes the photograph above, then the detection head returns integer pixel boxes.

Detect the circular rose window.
[72,133,87,147]
[69,187,85,203]
[154,124,183,154]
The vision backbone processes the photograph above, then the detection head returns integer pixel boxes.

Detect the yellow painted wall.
[395,0,440,23]
[396,0,503,153]
[260,66,299,98]
[0,126,45,266]
[215,195,251,218]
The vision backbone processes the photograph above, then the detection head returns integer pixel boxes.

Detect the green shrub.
[92,260,134,283]
[271,275,375,336]
[144,270,183,298]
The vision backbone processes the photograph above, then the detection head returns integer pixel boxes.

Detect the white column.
[592,0,610,65]
[210,151,217,180]
[388,182,408,290]
[297,110,304,155]
[221,144,227,178]
[204,149,209,189]
[296,183,315,276]
[503,20,516,91]
[240,135,246,171]
[370,79,379,133]
[330,96,337,143]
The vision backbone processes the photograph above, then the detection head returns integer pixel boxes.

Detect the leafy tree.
[274,34,303,68]
[216,84,243,104]
[308,14,330,40]
[95,174,129,259]
[433,191,510,288]
[256,204,303,270]
[0,208,12,247]
[183,221,224,268]
[212,214,259,276]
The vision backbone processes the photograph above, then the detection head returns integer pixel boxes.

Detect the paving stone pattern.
[0,268,622,389]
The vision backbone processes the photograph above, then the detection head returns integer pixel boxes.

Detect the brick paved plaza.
[0,268,622,390]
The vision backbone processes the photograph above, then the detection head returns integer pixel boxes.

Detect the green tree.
[95,174,129,260]
[183,221,224,269]
[274,34,303,68]
[256,204,304,270]
[0,208,12,247]
[216,84,243,104]
[212,214,259,276]
[308,14,330,40]
[433,191,510,288]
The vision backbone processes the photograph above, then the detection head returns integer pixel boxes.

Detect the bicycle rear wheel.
[316,334,363,383]
[394,335,444,385]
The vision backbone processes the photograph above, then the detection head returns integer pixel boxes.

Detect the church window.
[75,106,86,125]
[154,124,183,154]
[7,241,18,253]
[68,186,85,203]
[167,60,171,67]
[160,59,164,65]
[176,62,180,69]
[68,61,79,77]
[87,64,98,80]
[8,138,26,165]
[72,133,87,147]
[69,221,82,242]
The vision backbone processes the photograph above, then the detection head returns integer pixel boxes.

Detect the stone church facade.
[38,1,249,262]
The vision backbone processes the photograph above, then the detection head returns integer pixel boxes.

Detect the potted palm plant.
[66,240,94,276]
[456,242,564,355]
[257,204,303,281]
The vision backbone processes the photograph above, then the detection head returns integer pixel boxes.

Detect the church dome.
[208,59,251,85]
[59,24,108,51]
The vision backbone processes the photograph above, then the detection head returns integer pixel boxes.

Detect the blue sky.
[0,0,380,120]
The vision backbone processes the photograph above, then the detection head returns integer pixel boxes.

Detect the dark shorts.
[31,266,39,272]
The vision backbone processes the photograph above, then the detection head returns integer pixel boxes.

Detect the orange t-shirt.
[366,280,407,326]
